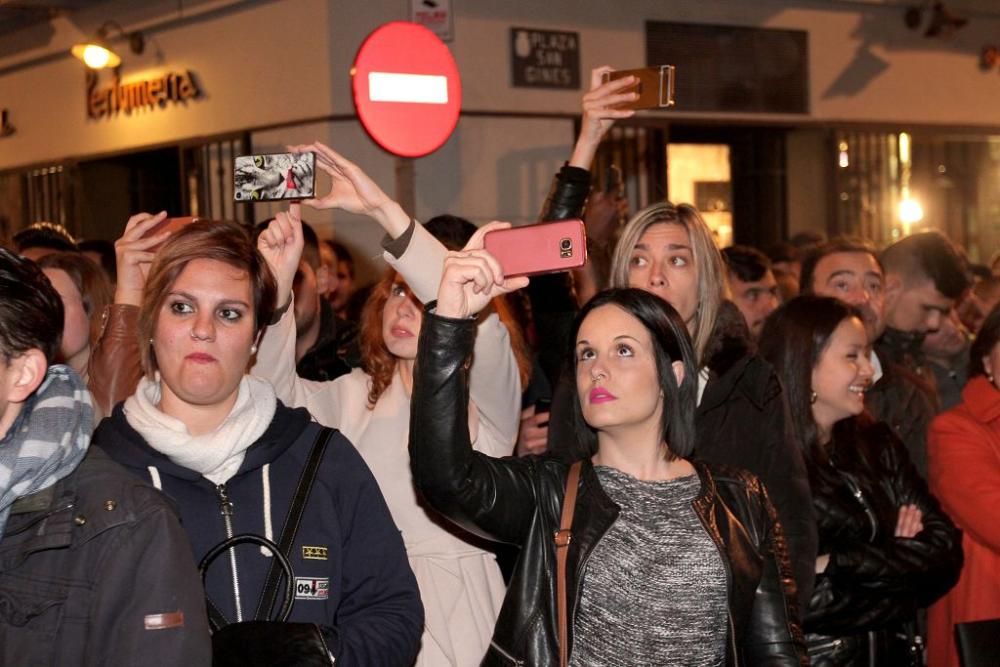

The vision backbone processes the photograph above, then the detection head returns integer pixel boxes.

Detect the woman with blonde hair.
[533,67,816,607]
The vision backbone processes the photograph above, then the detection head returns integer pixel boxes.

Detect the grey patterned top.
[569,466,728,667]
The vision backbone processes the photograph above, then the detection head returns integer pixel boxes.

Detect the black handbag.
[955,618,1000,667]
[199,428,334,666]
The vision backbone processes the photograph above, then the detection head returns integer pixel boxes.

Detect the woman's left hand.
[894,503,924,538]
[435,222,529,320]
[257,202,303,311]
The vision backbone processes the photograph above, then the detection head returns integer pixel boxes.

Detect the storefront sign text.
[86,70,201,119]
[510,28,580,90]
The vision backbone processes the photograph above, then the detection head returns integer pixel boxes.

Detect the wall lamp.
[71,21,145,70]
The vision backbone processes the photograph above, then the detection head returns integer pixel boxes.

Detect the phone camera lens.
[560,238,572,251]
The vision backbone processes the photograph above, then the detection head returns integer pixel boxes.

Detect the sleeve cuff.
[381,218,417,259]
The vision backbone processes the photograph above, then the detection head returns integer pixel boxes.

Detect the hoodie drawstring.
[260,463,274,557]
[147,466,162,490]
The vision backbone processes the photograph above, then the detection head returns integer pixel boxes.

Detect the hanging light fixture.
[71,21,145,70]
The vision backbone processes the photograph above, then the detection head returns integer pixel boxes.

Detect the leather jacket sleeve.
[89,304,144,416]
[742,480,810,667]
[829,428,961,601]
[409,309,541,544]
[809,425,962,632]
[528,165,591,388]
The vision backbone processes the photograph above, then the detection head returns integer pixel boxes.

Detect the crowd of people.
[1,67,998,666]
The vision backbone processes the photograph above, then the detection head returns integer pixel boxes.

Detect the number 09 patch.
[294,577,330,600]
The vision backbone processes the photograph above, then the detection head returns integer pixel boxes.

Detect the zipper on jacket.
[216,483,244,622]
[488,640,525,666]
[835,468,879,542]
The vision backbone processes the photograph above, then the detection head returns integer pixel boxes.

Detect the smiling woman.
[759,295,963,666]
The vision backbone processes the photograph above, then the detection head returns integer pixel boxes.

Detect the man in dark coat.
[0,248,211,665]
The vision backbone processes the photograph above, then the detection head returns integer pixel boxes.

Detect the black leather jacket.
[409,310,807,666]
[803,416,962,666]
[529,165,818,610]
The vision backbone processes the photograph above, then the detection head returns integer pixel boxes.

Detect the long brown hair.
[360,268,532,407]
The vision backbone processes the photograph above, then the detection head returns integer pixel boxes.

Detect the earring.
[250,344,258,355]
[989,373,995,384]
[149,338,154,346]
[810,390,817,404]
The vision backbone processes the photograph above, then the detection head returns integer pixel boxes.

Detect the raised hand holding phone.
[257,202,304,311]
[569,67,639,169]
[114,211,171,306]
[291,141,410,239]
[436,222,530,320]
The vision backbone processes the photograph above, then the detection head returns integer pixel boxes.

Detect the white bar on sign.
[368,72,448,104]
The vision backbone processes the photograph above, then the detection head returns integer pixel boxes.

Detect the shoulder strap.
[555,460,582,667]
[254,426,332,621]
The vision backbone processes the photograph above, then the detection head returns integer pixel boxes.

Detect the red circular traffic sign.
[352,22,462,158]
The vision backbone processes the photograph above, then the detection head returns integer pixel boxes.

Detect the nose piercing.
[593,371,606,383]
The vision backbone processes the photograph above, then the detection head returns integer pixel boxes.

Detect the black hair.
[799,237,881,296]
[326,240,355,278]
[880,231,969,299]
[424,214,477,251]
[763,241,800,265]
[970,302,1000,378]
[722,245,772,283]
[0,248,64,363]
[78,239,118,282]
[13,222,78,254]
[758,295,862,461]
[567,288,697,461]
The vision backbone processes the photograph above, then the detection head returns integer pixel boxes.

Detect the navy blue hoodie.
[94,401,423,666]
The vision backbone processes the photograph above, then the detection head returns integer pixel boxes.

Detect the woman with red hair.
[253,143,526,666]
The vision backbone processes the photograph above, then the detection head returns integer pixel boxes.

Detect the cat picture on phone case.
[234,152,316,202]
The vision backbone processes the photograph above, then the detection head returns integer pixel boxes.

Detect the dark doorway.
[76,147,182,241]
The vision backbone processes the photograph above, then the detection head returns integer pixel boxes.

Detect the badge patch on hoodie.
[295,577,329,600]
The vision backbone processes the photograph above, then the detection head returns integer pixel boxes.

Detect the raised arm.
[89,212,173,414]
[409,241,539,542]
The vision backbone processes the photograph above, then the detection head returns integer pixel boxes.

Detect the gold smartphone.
[602,66,676,110]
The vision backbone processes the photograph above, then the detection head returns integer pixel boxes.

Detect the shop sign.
[410,0,453,42]
[510,27,580,90]
[86,70,201,119]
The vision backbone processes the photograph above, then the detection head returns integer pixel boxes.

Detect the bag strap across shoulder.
[254,426,333,621]
[555,460,582,667]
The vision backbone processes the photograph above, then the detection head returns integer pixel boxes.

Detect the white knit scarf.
[123,375,277,485]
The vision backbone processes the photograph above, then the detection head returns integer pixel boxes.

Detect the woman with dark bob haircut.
[410,243,806,666]
[90,216,423,664]
[927,302,1000,667]
[759,295,962,666]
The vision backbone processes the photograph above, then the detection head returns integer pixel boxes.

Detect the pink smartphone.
[484,219,587,278]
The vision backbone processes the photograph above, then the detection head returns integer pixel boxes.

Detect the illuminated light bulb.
[899,197,924,225]
[83,45,111,68]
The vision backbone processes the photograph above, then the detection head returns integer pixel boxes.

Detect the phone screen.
[234,152,316,202]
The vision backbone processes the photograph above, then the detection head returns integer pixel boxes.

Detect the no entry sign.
[352,22,462,158]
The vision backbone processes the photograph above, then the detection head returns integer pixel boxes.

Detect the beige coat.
[253,223,519,666]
